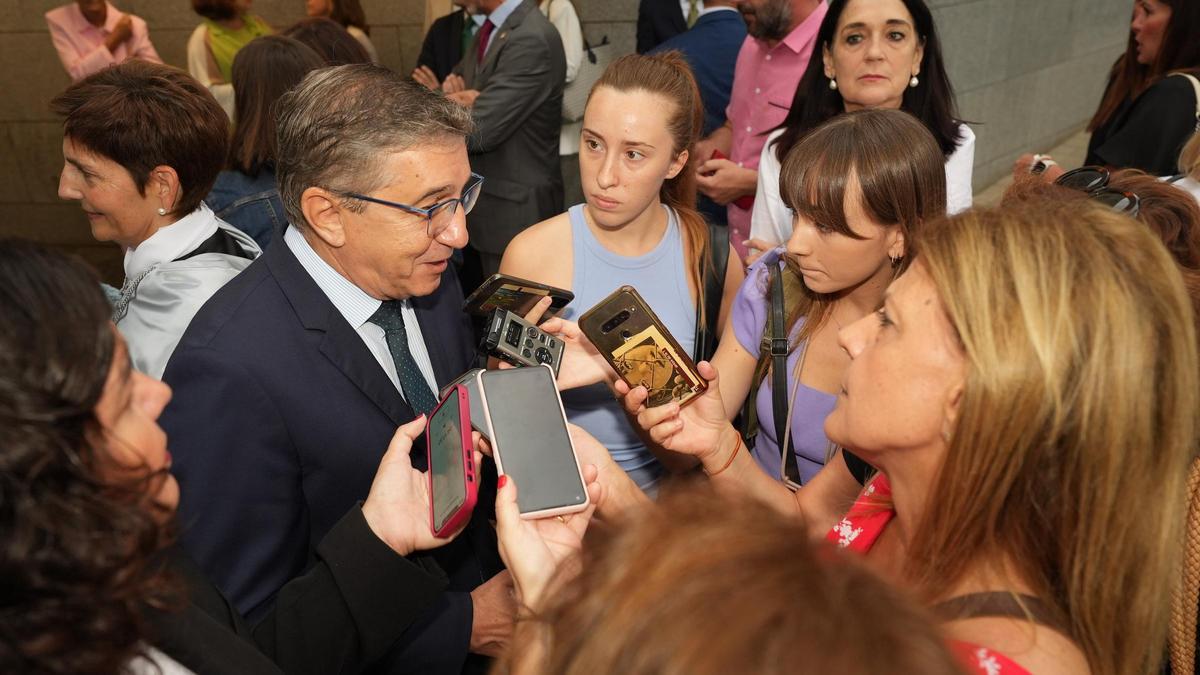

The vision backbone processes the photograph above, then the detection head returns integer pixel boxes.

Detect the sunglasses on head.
[1054,166,1140,217]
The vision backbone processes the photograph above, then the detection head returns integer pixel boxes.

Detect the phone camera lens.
[620,329,632,340]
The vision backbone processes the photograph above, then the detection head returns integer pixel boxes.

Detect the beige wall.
[0,0,1127,282]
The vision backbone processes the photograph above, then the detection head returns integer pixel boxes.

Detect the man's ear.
[301,187,349,248]
[666,148,689,180]
[148,165,181,213]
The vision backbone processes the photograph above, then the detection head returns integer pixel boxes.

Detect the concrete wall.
[0,0,1130,282]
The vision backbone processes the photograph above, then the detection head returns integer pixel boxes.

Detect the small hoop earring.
[828,78,838,91]
[909,75,919,88]
[157,207,167,216]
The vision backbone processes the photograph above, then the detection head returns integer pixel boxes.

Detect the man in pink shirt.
[694,0,827,261]
[46,0,161,83]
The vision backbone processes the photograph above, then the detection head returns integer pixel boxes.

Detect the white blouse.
[749,124,976,247]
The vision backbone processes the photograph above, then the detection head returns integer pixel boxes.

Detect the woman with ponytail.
[500,52,743,491]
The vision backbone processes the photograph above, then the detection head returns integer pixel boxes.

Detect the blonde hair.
[1181,130,1200,179]
[911,202,1199,675]
[511,491,965,675]
[587,52,710,315]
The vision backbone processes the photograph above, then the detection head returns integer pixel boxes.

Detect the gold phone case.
[578,286,707,408]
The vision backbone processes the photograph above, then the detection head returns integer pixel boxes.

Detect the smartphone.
[462,273,574,318]
[708,149,755,211]
[577,285,708,408]
[482,308,565,376]
[426,385,478,537]
[479,365,589,519]
[440,369,492,441]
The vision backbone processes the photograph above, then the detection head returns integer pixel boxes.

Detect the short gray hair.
[275,63,475,228]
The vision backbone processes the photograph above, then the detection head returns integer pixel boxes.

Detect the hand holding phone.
[463,273,574,319]
[704,149,755,210]
[426,385,479,537]
[578,286,707,408]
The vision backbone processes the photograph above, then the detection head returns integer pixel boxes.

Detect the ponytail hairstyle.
[588,52,712,316]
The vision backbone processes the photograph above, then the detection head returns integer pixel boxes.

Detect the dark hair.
[1090,0,1200,131]
[588,52,712,321]
[50,60,229,219]
[0,239,176,674]
[191,0,239,21]
[771,0,962,164]
[275,64,474,228]
[229,36,325,176]
[513,490,965,675]
[284,17,371,66]
[775,108,945,346]
[329,0,369,34]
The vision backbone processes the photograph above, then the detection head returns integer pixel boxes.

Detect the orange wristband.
[704,433,743,477]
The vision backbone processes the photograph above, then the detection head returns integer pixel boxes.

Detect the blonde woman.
[1176,131,1200,202]
[512,199,1197,673]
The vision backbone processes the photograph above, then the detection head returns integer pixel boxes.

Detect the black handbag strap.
[768,264,801,486]
[692,221,729,363]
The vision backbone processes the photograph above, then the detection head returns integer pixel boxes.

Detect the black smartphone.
[478,365,589,518]
[441,368,492,441]
[462,273,574,318]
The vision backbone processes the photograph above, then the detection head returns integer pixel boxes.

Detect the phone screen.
[430,394,466,531]
[481,367,587,514]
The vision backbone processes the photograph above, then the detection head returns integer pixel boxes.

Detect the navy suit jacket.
[651,9,747,136]
[161,232,497,673]
[637,0,687,54]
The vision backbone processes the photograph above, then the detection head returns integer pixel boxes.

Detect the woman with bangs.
[548,197,1196,673]
[500,52,743,491]
[705,107,945,487]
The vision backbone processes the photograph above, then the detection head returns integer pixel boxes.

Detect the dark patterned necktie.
[368,301,438,416]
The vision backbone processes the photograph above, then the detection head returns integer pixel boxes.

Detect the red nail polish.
[498,475,508,488]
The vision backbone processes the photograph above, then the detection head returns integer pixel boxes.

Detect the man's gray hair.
[275,64,475,228]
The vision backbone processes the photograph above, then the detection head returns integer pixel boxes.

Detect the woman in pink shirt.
[45,0,161,82]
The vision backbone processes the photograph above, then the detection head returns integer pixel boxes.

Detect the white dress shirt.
[680,0,706,22]
[284,226,439,399]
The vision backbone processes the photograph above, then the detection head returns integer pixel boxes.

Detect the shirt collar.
[70,1,122,34]
[780,0,828,54]
[470,12,487,26]
[123,203,219,279]
[485,0,524,29]
[701,6,738,16]
[283,225,394,329]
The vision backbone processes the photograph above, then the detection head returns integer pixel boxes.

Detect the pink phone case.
[427,385,478,538]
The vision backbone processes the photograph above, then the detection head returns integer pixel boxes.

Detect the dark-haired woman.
[187,0,272,116]
[304,0,378,63]
[207,36,324,249]
[53,60,259,380]
[284,16,372,66]
[747,0,972,257]
[0,239,475,674]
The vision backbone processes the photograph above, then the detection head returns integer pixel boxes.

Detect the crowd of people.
[9,0,1200,673]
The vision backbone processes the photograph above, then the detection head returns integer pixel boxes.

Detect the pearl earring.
[909,75,919,88]
[828,78,838,91]
[157,207,167,216]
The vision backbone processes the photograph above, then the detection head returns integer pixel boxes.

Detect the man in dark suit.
[637,0,701,53]
[160,64,513,673]
[442,0,565,291]
[650,0,745,227]
[414,1,480,83]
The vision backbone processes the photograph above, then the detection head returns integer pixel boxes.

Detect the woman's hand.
[538,316,613,390]
[495,466,602,610]
[362,417,481,555]
[615,360,730,464]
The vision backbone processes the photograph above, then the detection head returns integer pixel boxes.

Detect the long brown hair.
[0,240,178,673]
[775,108,946,349]
[328,0,369,34]
[1088,0,1200,132]
[588,52,711,315]
[510,491,966,675]
[228,35,325,176]
[913,202,1198,675]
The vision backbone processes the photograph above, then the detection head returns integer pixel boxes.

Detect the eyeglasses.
[1054,166,1140,217]
[338,173,484,239]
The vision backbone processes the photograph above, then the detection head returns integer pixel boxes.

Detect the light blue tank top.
[561,203,697,491]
